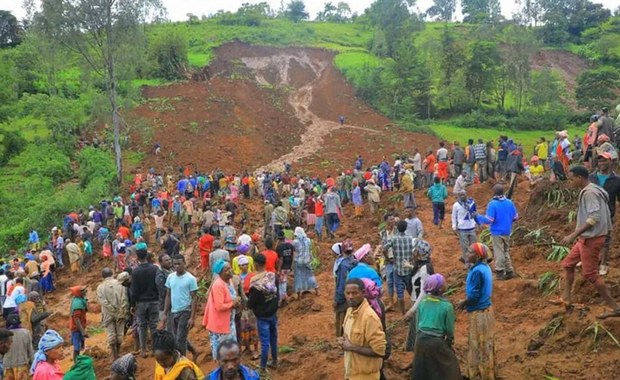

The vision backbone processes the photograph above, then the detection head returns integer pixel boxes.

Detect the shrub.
[77,147,116,189]
[149,32,189,80]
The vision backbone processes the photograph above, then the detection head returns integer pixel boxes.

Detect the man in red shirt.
[424,150,437,187]
[198,227,215,270]
[315,195,325,241]
[118,223,130,240]
[262,237,279,273]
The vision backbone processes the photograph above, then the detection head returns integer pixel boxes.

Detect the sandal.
[597,309,620,320]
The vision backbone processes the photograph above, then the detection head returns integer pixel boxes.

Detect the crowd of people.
[0,107,618,379]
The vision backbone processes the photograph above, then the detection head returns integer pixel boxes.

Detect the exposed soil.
[131,41,436,177]
[53,43,620,379]
[530,49,590,108]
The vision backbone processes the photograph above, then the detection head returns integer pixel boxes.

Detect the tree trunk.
[106,9,122,185]
[111,88,122,185]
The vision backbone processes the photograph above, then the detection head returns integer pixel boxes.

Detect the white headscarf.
[294,226,306,239]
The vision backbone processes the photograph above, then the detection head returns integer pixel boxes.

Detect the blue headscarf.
[212,259,227,275]
[30,329,64,374]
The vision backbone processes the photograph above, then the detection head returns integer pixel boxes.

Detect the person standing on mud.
[558,166,620,319]
[452,141,465,179]
[588,152,620,276]
[452,190,478,267]
[130,248,160,358]
[475,184,518,280]
[404,207,424,239]
[161,255,199,358]
[324,187,343,239]
[383,220,418,315]
[334,240,356,337]
[338,278,386,380]
[96,268,128,360]
[458,243,496,380]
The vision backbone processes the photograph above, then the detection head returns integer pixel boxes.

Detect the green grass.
[0,118,50,142]
[430,122,583,155]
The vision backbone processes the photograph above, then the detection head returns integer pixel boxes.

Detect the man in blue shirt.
[28,228,40,250]
[475,184,518,280]
[333,240,357,337]
[207,339,260,380]
[161,254,198,357]
[458,242,496,380]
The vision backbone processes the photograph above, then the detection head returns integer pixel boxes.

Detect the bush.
[77,147,116,189]
[0,130,26,165]
[149,32,189,80]
[12,144,72,184]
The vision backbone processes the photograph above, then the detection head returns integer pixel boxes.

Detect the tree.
[286,0,309,22]
[365,0,422,58]
[149,32,188,79]
[438,27,466,110]
[465,41,502,106]
[426,0,457,22]
[462,0,501,24]
[576,66,620,110]
[0,10,21,48]
[537,0,611,41]
[316,2,352,22]
[30,0,165,185]
[387,41,432,119]
[515,0,543,26]
[530,68,564,111]
[501,25,537,112]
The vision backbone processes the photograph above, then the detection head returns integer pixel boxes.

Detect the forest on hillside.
[0,0,619,250]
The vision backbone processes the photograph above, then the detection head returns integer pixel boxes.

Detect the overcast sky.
[1,0,617,21]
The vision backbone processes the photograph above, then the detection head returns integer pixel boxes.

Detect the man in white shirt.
[452,191,478,266]
[412,148,422,189]
[453,172,467,195]
[404,207,424,239]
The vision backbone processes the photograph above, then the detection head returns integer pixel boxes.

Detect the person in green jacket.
[427,177,448,228]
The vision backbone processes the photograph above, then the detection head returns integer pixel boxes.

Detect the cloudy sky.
[1,0,617,21]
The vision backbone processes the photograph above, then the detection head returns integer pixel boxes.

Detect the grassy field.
[429,123,584,156]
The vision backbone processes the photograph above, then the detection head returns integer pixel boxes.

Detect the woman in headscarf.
[202,259,239,360]
[404,240,434,352]
[31,330,64,379]
[39,255,54,293]
[347,244,382,289]
[236,255,259,360]
[292,227,319,299]
[458,243,497,380]
[556,130,571,173]
[153,329,203,380]
[411,273,461,380]
[111,353,138,380]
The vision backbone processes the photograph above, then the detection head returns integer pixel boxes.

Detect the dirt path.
[241,52,378,174]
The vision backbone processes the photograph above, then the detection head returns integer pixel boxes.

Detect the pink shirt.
[202,278,234,334]
[33,362,64,380]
